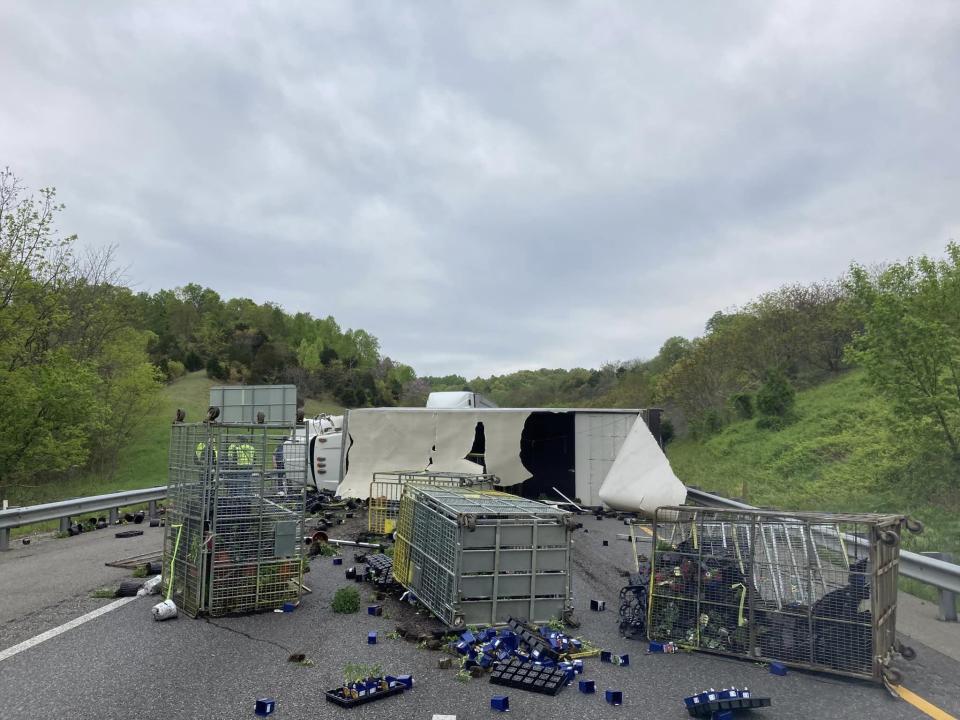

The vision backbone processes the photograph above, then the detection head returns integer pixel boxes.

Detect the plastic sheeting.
[337,410,531,498]
[597,416,686,516]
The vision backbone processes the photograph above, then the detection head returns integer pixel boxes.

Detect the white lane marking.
[0,596,138,663]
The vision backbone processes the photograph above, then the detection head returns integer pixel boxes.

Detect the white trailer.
[335,406,685,514]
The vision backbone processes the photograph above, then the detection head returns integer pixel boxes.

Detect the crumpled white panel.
[597,416,686,516]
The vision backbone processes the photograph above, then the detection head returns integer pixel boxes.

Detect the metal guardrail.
[0,486,167,551]
[686,487,959,620]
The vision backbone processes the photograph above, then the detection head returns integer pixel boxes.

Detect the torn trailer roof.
[336,407,686,516]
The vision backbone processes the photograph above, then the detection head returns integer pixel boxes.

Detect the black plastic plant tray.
[490,659,568,696]
[325,684,406,708]
[507,618,561,662]
[686,696,771,717]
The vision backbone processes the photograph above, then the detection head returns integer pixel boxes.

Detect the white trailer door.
[574,413,639,506]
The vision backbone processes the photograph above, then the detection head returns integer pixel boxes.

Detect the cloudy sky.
[2,2,958,377]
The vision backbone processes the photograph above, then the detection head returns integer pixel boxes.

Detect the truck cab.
[281,414,344,493]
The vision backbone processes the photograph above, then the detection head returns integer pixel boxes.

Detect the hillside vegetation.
[9,372,343,506]
[667,370,960,562]
[1,167,404,506]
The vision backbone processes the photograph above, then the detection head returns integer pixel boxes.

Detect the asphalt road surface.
[1,516,958,719]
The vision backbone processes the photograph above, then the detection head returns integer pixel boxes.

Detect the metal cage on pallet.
[163,422,306,617]
[367,471,500,534]
[393,486,573,627]
[647,506,910,682]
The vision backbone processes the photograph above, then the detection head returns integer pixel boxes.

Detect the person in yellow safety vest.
[224,437,256,497]
[229,438,256,467]
[194,440,218,465]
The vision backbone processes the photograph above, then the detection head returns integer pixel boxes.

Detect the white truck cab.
[282,414,344,493]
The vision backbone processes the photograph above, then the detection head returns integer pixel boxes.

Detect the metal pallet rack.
[393,486,573,627]
[368,471,499,534]
[163,421,305,617]
[648,506,911,682]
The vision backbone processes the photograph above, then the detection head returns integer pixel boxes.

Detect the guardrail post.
[109,507,119,525]
[59,517,70,534]
[148,500,158,520]
[0,527,9,551]
[922,552,958,622]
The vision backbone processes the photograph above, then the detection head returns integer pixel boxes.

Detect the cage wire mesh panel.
[393,486,572,627]
[368,471,499,534]
[647,507,905,681]
[163,421,305,617]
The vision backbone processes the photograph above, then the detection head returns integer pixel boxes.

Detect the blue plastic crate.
[254,697,276,716]
[605,689,623,706]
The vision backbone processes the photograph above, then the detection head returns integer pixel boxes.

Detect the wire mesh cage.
[367,471,500,534]
[163,421,306,617]
[647,506,908,681]
[393,486,573,627]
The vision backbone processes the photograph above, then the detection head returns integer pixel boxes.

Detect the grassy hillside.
[666,370,960,571]
[11,372,343,507]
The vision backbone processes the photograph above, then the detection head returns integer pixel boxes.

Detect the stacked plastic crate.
[393,486,573,627]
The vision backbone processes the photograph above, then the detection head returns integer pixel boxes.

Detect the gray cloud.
[1,1,958,377]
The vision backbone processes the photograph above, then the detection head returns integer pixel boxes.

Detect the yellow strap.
[731,583,747,626]
[166,523,184,602]
[732,526,745,575]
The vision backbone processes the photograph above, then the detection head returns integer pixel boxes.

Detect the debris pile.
[359,553,396,588]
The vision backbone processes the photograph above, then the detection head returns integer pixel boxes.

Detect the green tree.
[846,245,960,459]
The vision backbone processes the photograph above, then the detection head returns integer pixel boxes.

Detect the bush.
[205,356,227,380]
[331,586,360,614]
[756,369,795,417]
[660,419,675,446]
[166,359,186,381]
[310,542,338,557]
[184,350,204,372]
[755,414,787,431]
[731,393,754,419]
[692,409,724,438]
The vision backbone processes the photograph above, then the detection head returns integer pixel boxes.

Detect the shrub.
[182,350,203,371]
[311,542,338,557]
[731,393,754,419]
[331,586,360,614]
[660,419,675,445]
[205,356,228,380]
[755,415,787,431]
[166,359,186,381]
[756,369,795,417]
[692,409,723,438]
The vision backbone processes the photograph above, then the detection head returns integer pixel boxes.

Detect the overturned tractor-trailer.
[334,406,686,516]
